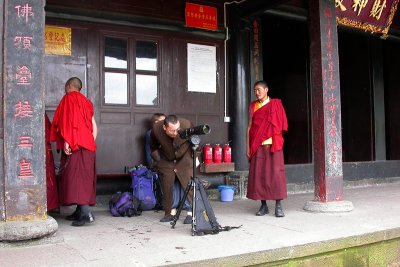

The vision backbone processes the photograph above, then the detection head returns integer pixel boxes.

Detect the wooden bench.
[199,162,235,173]
[96,173,131,195]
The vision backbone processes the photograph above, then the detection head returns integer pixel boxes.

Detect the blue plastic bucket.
[218,185,236,202]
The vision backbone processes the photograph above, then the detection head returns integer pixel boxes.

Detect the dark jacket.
[150,118,193,215]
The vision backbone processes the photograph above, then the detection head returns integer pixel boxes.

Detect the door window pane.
[105,37,127,69]
[136,74,158,105]
[136,41,157,71]
[105,72,128,104]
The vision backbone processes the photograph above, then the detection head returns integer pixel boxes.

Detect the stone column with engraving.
[0,0,57,241]
[304,0,353,212]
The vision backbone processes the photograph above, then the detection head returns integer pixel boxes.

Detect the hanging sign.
[185,2,217,31]
[336,0,399,37]
[45,25,72,55]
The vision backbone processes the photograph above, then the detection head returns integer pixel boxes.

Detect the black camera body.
[178,124,211,139]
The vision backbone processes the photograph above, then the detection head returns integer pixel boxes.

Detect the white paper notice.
[187,43,216,93]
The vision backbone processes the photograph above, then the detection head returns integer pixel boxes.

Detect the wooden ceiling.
[45,0,400,33]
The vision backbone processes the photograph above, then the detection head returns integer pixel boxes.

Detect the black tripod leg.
[171,180,192,228]
[191,178,197,236]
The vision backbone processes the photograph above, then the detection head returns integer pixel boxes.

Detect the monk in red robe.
[50,77,98,226]
[45,113,59,212]
[246,80,288,217]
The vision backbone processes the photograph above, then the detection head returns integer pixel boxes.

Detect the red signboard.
[185,2,217,31]
[336,0,399,37]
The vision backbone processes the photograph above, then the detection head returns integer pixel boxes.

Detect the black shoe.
[183,215,192,224]
[160,215,174,222]
[275,205,285,217]
[256,205,269,216]
[71,212,95,227]
[66,210,81,221]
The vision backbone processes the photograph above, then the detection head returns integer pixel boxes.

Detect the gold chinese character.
[370,0,386,20]
[352,0,368,16]
[336,0,347,11]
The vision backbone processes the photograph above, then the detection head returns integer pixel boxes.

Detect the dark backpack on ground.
[109,192,142,217]
[131,166,158,211]
[153,176,163,210]
[191,177,242,236]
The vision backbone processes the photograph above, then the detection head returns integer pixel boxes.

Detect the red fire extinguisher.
[223,143,232,163]
[203,144,213,164]
[213,144,222,164]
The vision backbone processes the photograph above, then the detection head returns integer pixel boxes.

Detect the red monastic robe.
[50,91,97,206]
[45,113,59,211]
[248,99,288,158]
[50,91,96,152]
[247,98,288,200]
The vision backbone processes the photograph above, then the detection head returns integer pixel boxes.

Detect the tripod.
[170,135,242,236]
[170,135,200,235]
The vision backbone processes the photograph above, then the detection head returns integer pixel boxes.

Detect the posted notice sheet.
[187,43,216,93]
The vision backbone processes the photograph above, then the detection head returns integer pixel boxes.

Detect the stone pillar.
[0,0,57,241]
[0,0,5,224]
[304,0,353,212]
[227,3,251,171]
[371,39,386,161]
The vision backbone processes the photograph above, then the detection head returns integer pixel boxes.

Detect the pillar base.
[303,200,354,213]
[0,216,58,241]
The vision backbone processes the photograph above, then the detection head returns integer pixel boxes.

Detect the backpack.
[109,192,142,217]
[131,166,158,211]
[191,177,242,236]
[153,176,163,210]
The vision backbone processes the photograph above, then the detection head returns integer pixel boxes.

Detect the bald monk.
[51,77,98,226]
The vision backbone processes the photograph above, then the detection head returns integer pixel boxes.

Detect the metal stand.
[170,135,200,235]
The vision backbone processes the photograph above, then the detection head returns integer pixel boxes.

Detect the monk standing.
[246,80,288,217]
[45,112,59,212]
[50,77,98,226]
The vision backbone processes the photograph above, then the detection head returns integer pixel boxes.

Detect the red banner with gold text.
[185,2,217,31]
[336,0,399,37]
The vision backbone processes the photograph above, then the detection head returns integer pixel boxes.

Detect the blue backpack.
[109,192,142,217]
[131,166,158,211]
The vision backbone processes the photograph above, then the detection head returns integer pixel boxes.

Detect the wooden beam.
[234,0,292,17]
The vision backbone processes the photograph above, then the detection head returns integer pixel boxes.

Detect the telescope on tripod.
[171,125,241,236]
[178,124,211,139]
